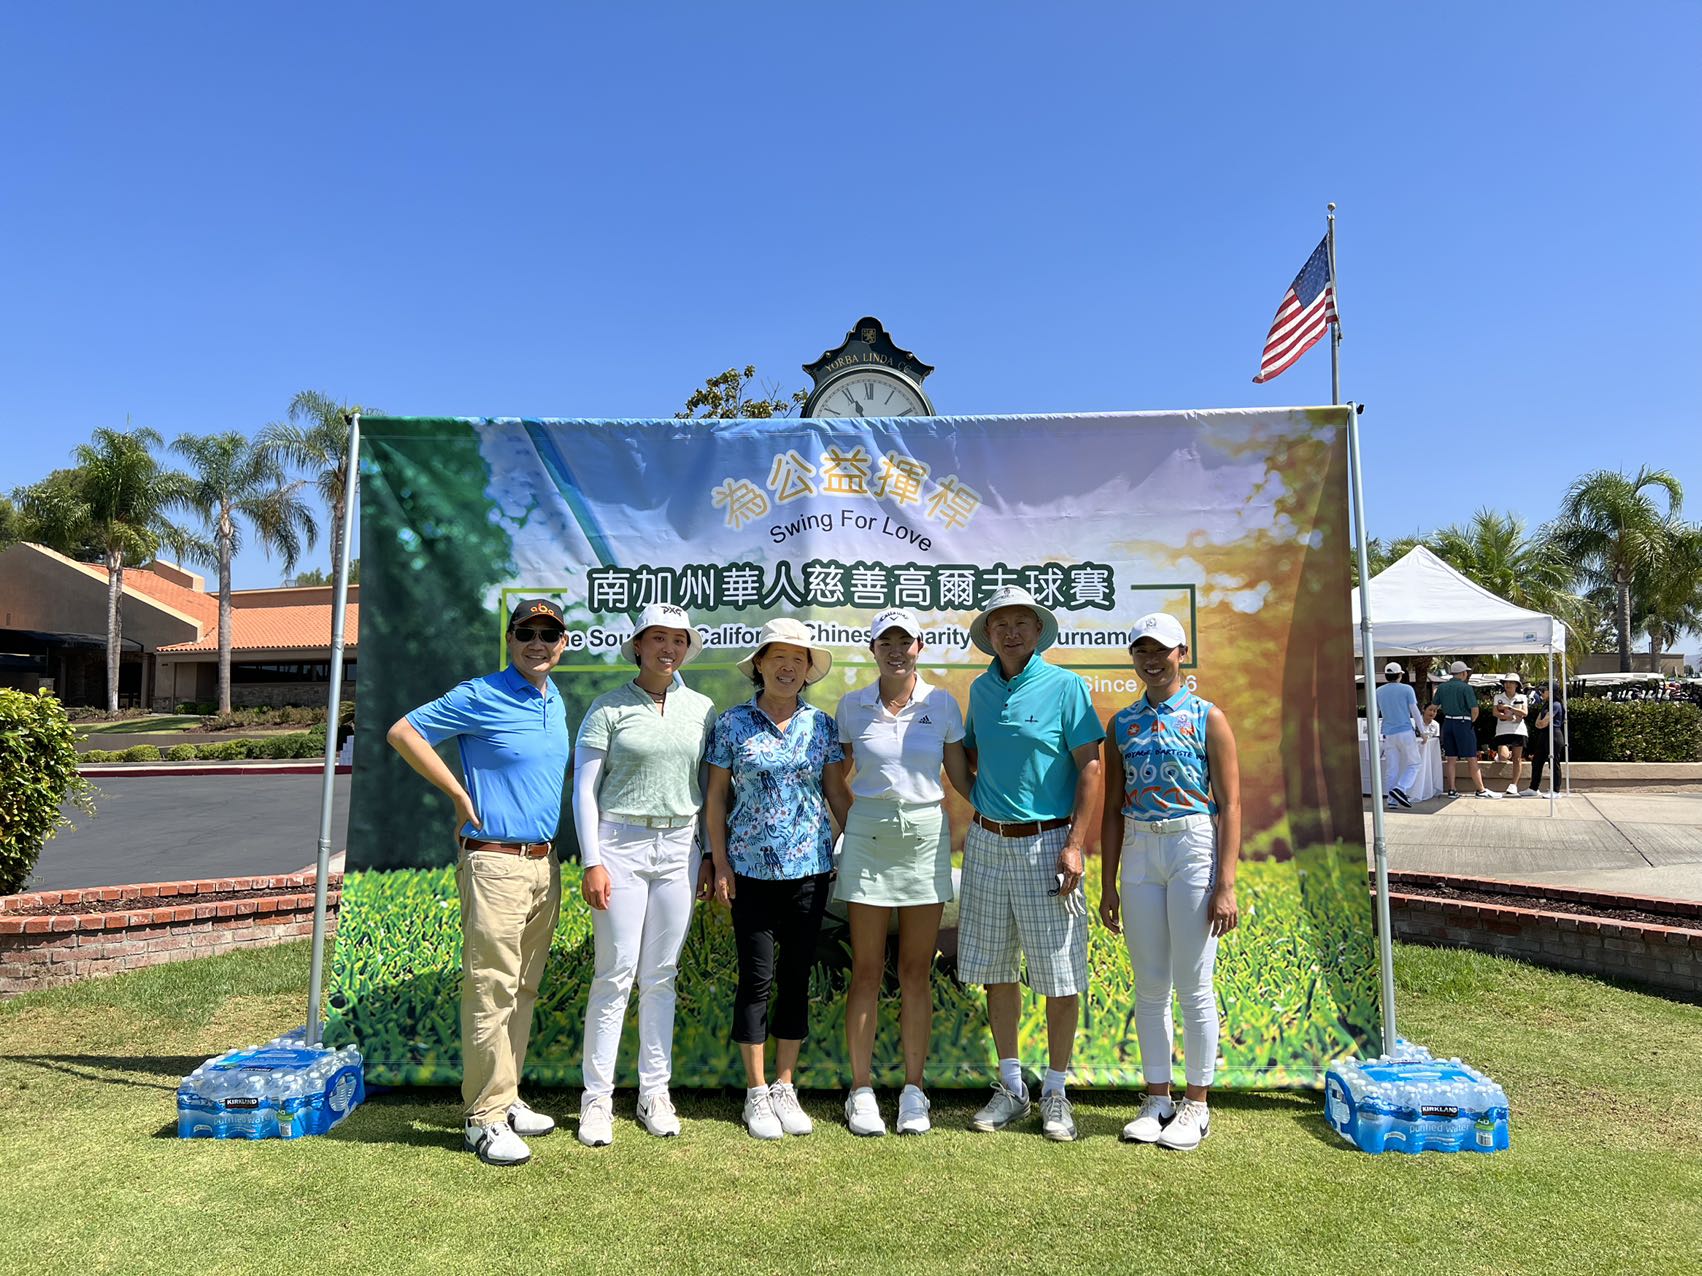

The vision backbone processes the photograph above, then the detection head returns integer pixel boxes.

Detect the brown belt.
[460,838,553,859]
[972,813,1071,839]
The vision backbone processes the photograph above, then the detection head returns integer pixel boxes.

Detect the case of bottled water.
[1324,1039,1509,1154]
[177,1027,365,1140]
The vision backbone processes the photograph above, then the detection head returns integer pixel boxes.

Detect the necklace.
[881,677,915,714]
[634,679,668,707]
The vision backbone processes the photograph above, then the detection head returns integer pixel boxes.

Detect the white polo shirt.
[835,677,965,804]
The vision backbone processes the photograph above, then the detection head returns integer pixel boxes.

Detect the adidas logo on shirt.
[918,714,932,724]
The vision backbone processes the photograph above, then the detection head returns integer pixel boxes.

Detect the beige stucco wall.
[0,543,201,648]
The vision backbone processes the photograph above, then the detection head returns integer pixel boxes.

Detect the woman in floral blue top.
[706,617,850,1140]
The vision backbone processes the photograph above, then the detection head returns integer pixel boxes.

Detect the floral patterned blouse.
[708,698,844,880]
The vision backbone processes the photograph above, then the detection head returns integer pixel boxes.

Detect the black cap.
[508,598,566,630]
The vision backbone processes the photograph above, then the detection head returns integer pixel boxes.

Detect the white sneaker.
[1157,1098,1211,1151]
[464,1119,530,1166]
[768,1082,813,1135]
[971,1082,1032,1132]
[1475,790,1497,799]
[1040,1089,1077,1142]
[578,1094,614,1147]
[1505,783,1521,797]
[742,1087,783,1140]
[844,1086,886,1137]
[636,1090,681,1138]
[1519,788,1541,798]
[895,1084,932,1135]
[505,1099,555,1138]
[1121,1093,1176,1143]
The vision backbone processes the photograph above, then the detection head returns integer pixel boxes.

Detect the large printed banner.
[330,409,1375,1088]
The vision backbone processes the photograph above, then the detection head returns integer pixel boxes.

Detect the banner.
[329,409,1375,1088]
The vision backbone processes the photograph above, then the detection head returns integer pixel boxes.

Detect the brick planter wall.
[0,873,340,998]
[1385,871,1702,1000]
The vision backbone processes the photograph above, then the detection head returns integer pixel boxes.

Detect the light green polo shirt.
[575,682,717,819]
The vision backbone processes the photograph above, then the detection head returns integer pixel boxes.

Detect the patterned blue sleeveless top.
[1111,687,1217,820]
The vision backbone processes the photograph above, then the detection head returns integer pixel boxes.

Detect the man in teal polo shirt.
[956,585,1104,1142]
[387,597,572,1167]
[1434,659,1490,799]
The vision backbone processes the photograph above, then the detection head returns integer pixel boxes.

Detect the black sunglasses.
[512,626,566,643]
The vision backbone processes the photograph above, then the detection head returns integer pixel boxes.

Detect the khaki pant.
[456,848,562,1124]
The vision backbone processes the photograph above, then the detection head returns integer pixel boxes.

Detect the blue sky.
[3,3,1697,655]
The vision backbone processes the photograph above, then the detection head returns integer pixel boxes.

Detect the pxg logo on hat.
[1128,612,1187,651]
[869,608,923,640]
[508,597,566,630]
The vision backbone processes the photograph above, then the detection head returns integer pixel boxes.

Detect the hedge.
[1566,698,1702,763]
[1,690,95,895]
[79,730,330,765]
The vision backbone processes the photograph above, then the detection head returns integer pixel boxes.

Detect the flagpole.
[1337,202,1400,1052]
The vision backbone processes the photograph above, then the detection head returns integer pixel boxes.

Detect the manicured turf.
[76,715,203,735]
[2,942,1697,1275]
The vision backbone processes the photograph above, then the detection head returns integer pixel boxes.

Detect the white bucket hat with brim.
[968,585,1060,655]
[736,617,834,684]
[619,603,704,666]
[1500,671,1523,685]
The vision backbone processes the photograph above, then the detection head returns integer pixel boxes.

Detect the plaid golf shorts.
[955,821,1088,997]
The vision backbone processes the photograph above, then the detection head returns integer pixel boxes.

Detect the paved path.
[1369,789,1702,902]
[32,775,351,892]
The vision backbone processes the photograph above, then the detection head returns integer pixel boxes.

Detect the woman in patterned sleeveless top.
[1098,612,1242,1152]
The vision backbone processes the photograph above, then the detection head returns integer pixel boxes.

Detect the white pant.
[1121,814,1220,1088]
[582,820,699,1099]
[1381,731,1422,797]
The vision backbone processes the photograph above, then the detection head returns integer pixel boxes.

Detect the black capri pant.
[730,872,831,1044]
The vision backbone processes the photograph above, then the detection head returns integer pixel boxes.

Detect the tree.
[172,432,320,714]
[1628,519,1702,673]
[1427,508,1594,667]
[676,366,807,420]
[0,689,94,894]
[70,426,194,713]
[258,391,379,576]
[286,559,359,587]
[0,495,18,552]
[1554,467,1684,672]
[10,468,105,560]
[1349,533,1425,586]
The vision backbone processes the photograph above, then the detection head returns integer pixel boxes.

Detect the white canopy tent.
[1352,545,1570,812]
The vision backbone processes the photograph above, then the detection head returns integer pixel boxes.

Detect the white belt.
[1125,812,1213,835]
[605,813,696,830]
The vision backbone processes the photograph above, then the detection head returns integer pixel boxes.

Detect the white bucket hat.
[968,585,1059,655]
[619,603,703,666]
[1500,671,1523,685]
[736,617,834,684]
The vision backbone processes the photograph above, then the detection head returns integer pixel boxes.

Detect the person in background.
[1491,673,1529,798]
[706,617,850,1141]
[386,598,571,1168]
[1099,612,1241,1152]
[1374,661,1425,809]
[833,608,970,1137]
[1421,703,1441,739]
[1435,661,1491,799]
[572,603,716,1147]
[1527,681,1569,796]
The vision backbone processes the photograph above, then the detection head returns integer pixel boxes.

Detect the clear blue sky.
[3,3,1698,656]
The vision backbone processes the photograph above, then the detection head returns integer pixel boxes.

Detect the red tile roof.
[159,602,359,654]
[68,559,217,630]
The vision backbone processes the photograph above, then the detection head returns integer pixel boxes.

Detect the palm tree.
[172,432,320,714]
[1350,532,1426,585]
[71,426,194,713]
[1553,467,1684,672]
[257,391,379,577]
[1628,519,1702,673]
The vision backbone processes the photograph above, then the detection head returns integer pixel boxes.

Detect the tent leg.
[1547,645,1555,817]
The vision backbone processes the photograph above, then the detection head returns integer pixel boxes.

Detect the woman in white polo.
[834,608,970,1137]
[1098,611,1242,1152]
[571,603,717,1147]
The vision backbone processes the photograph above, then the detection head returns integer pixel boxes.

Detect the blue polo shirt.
[405,664,570,842]
[964,655,1104,822]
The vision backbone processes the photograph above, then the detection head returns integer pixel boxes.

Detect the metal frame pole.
[1547,642,1556,815]
[306,412,361,1045]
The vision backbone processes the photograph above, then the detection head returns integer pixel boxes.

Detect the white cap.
[735,617,834,684]
[869,608,923,641]
[1384,661,1404,676]
[1448,660,1470,674]
[968,586,1059,655]
[619,603,703,666]
[1127,612,1187,650]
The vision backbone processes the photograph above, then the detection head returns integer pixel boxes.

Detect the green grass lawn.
[76,714,203,736]
[2,944,1698,1275]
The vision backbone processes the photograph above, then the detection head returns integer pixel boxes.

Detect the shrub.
[82,749,117,763]
[175,701,215,715]
[119,745,162,762]
[166,744,199,761]
[1567,698,1702,763]
[0,690,95,895]
[194,740,245,761]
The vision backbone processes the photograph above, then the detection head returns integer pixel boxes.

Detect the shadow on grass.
[4,1053,205,1091]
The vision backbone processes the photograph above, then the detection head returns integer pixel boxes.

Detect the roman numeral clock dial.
[802,316,936,421]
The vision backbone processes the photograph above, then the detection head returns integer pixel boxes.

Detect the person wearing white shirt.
[1491,673,1530,798]
[833,608,970,1138]
[1373,662,1426,809]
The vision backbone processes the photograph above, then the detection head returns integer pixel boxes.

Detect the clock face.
[810,371,929,419]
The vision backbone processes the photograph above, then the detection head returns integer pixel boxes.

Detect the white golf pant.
[1381,731,1422,797]
[1121,814,1220,1088]
[582,820,699,1099]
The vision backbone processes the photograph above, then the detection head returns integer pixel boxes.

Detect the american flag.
[1253,235,1337,383]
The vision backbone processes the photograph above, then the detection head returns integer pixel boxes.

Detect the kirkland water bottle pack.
[1324,1039,1510,1155]
[177,1026,365,1140]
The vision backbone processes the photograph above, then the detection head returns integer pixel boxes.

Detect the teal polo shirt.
[406,664,570,843]
[1434,678,1479,719]
[964,655,1104,822]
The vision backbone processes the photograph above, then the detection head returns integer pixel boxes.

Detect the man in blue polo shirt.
[386,597,571,1167]
[956,585,1104,1143]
